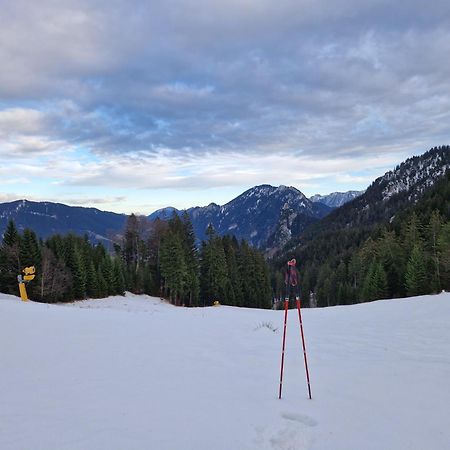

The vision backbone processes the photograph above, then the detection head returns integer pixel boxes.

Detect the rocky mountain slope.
[310,190,364,208]
[150,185,332,248]
[279,145,450,257]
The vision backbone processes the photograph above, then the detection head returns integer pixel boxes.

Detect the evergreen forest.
[272,170,450,307]
[0,212,272,308]
[2,150,450,309]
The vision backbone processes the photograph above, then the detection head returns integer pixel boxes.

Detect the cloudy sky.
[1,0,450,214]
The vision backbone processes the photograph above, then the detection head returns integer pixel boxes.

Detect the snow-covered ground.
[1,292,449,450]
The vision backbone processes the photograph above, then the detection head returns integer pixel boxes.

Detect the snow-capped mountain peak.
[310,190,364,208]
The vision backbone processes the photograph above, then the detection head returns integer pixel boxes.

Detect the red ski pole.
[296,296,312,399]
[278,297,289,399]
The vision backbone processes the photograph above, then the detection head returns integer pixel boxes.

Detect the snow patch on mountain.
[310,190,364,208]
[381,151,450,201]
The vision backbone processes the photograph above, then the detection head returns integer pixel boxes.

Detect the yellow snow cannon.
[18,266,36,301]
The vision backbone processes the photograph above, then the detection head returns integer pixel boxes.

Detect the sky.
[1,0,450,214]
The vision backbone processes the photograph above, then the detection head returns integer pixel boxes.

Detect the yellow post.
[19,282,29,301]
[18,266,35,301]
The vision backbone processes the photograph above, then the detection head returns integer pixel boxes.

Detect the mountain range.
[0,200,126,244]
[150,185,334,248]
[0,185,335,249]
[1,146,449,251]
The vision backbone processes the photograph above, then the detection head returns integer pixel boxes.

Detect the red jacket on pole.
[285,258,299,295]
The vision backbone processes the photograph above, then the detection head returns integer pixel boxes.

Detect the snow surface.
[1,292,449,450]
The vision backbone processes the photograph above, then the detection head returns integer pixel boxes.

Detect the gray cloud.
[0,191,126,208]
[1,0,450,167]
[62,196,127,206]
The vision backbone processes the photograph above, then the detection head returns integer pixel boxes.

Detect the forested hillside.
[286,146,450,246]
[0,213,272,308]
[273,168,450,307]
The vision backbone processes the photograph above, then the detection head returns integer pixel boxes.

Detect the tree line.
[0,219,126,302]
[122,212,271,308]
[272,171,450,307]
[0,212,272,308]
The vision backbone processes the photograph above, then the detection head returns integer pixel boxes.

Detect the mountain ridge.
[300,146,450,239]
[2,146,448,249]
[149,184,333,248]
[0,185,339,249]
[276,145,450,263]
[0,199,126,243]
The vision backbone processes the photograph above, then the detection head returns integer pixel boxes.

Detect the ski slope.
[1,292,449,450]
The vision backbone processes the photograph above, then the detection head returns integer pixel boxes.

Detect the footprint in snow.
[281,412,317,427]
[253,413,317,449]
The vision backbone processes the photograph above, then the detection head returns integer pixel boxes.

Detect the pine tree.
[100,256,115,296]
[96,266,108,298]
[252,249,272,308]
[316,265,333,307]
[199,225,228,306]
[437,222,450,291]
[354,237,378,300]
[145,219,169,294]
[47,234,64,260]
[300,266,312,306]
[180,212,200,306]
[237,240,255,307]
[85,260,98,298]
[3,219,19,247]
[335,262,347,305]
[372,262,388,300]
[123,214,140,269]
[362,261,387,301]
[64,237,87,300]
[160,231,188,304]
[377,230,404,298]
[73,249,87,300]
[403,212,423,252]
[361,264,374,301]
[223,236,242,306]
[18,229,41,298]
[0,220,21,294]
[427,210,442,292]
[405,245,427,296]
[348,253,361,292]
[20,229,41,268]
[113,258,126,295]
[237,241,271,308]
